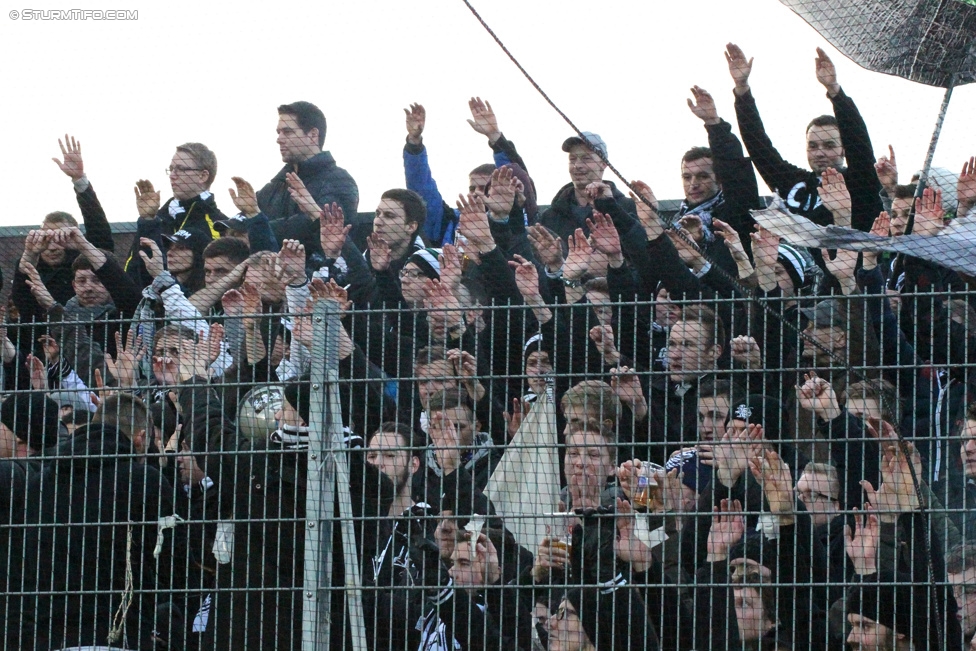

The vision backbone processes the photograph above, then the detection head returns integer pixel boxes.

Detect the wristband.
[562,277,583,289]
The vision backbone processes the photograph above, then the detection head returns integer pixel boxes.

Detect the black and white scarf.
[676,190,724,243]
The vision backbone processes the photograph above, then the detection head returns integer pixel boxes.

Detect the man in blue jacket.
[402,98,538,247]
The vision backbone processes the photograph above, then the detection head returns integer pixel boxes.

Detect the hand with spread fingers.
[52,134,85,182]
[706,498,745,562]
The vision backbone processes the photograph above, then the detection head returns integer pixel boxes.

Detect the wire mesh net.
[2,6,976,650]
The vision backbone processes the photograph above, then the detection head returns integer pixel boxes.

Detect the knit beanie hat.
[407,248,442,279]
[846,572,936,647]
[777,242,808,292]
[0,393,62,451]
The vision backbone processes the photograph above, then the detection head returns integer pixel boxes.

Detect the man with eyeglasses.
[123,142,229,289]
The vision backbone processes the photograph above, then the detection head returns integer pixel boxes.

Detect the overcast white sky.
[1,0,973,229]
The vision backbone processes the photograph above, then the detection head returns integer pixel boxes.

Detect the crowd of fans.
[3,43,976,651]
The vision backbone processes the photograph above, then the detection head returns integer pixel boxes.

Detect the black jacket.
[11,182,116,325]
[735,87,882,231]
[20,425,187,651]
[122,191,227,290]
[258,150,359,254]
[538,181,647,263]
[205,438,394,651]
[702,118,764,258]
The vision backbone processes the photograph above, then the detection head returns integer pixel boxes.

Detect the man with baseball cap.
[536,131,645,249]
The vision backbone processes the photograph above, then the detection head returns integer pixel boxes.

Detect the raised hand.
[861,211,891,271]
[229,176,260,218]
[503,397,529,441]
[206,323,224,365]
[111,329,146,389]
[589,324,620,365]
[959,156,976,216]
[276,239,307,286]
[796,371,841,419]
[138,237,165,278]
[749,448,795,517]
[286,172,323,220]
[22,261,56,311]
[730,335,763,368]
[466,97,501,144]
[667,228,707,271]
[447,348,484,401]
[821,247,859,292]
[38,334,60,365]
[319,278,353,314]
[815,47,841,97]
[677,214,705,244]
[706,498,746,561]
[134,180,160,219]
[874,145,898,193]
[751,226,781,291]
[26,354,48,390]
[715,423,765,489]
[844,506,879,575]
[870,211,891,238]
[610,365,647,419]
[484,165,517,219]
[629,180,663,240]
[508,254,542,303]
[527,224,565,272]
[439,243,463,292]
[585,210,623,261]
[584,181,613,204]
[725,43,754,95]
[712,218,751,265]
[424,279,464,339]
[404,103,426,145]
[152,353,180,387]
[687,85,721,126]
[456,192,495,255]
[614,498,654,570]
[913,187,945,236]
[319,202,351,259]
[21,229,52,267]
[563,229,591,281]
[366,232,392,271]
[262,255,290,304]
[819,167,852,226]
[52,134,85,181]
[221,287,244,316]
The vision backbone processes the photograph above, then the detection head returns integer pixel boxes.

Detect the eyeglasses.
[166,165,203,175]
[399,269,426,280]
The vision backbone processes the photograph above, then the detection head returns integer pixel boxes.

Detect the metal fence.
[2,285,975,651]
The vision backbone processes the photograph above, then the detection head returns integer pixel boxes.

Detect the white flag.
[482,390,561,547]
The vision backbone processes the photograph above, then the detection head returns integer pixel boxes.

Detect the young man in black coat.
[727,43,883,232]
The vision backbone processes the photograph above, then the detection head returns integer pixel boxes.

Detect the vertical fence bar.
[303,300,367,651]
